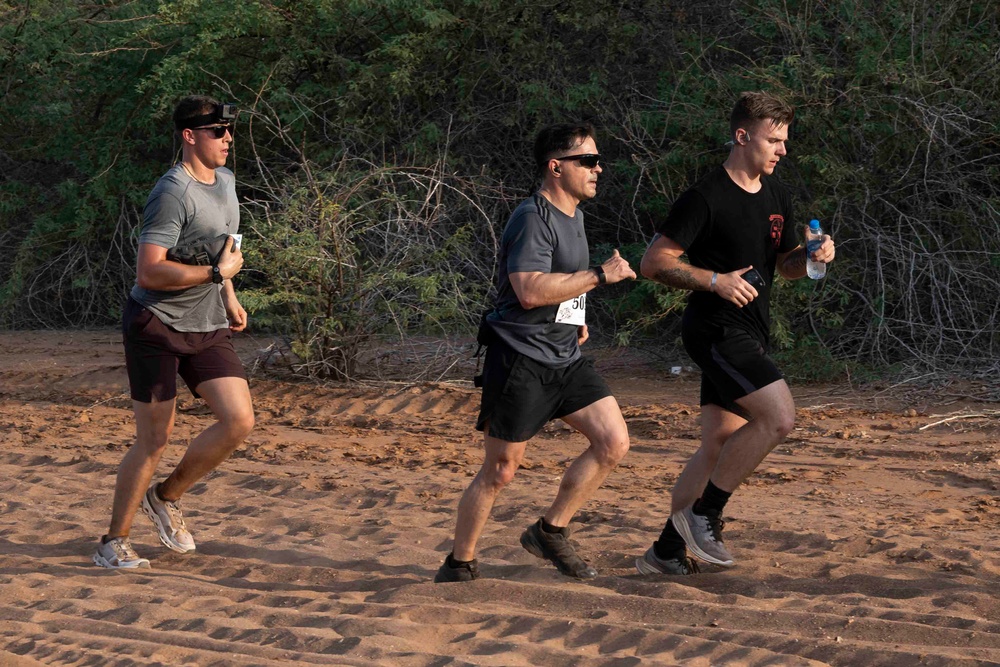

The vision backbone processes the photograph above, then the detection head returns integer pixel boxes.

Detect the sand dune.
[0,331,998,666]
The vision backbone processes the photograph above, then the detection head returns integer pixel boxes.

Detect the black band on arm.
[592,265,607,285]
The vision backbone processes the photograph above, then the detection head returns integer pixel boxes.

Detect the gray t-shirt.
[129,165,239,332]
[487,194,590,367]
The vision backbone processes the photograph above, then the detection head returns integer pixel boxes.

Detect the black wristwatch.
[211,265,224,284]
[592,265,607,285]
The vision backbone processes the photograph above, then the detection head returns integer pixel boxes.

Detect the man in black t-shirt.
[636,92,836,575]
[434,123,637,583]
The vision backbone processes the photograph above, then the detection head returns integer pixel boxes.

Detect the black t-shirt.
[655,165,799,343]
[487,194,590,367]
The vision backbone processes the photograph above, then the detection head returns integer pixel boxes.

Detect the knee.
[593,429,630,467]
[699,428,728,461]
[222,410,255,442]
[485,458,520,490]
[768,411,795,440]
[136,426,171,455]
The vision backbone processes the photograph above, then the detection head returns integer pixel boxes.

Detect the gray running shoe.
[434,556,480,583]
[520,518,598,579]
[635,546,700,575]
[142,483,195,553]
[93,536,150,569]
[671,506,734,567]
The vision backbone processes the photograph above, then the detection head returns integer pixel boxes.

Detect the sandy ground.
[0,330,999,666]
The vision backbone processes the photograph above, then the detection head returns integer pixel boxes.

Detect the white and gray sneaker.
[671,506,734,567]
[142,483,196,553]
[635,546,701,576]
[93,536,150,569]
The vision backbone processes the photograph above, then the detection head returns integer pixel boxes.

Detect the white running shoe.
[142,483,196,553]
[93,536,150,569]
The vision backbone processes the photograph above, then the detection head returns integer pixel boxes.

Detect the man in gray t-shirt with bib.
[93,95,254,570]
[435,123,637,583]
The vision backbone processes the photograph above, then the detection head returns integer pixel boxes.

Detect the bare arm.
[777,231,836,280]
[639,234,711,291]
[640,233,760,308]
[777,246,807,280]
[136,238,243,292]
[509,249,636,310]
[136,244,213,291]
[222,279,248,331]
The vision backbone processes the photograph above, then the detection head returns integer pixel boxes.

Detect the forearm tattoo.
[784,247,808,273]
[652,266,705,291]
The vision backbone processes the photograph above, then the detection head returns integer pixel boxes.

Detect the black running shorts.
[475,341,612,443]
[122,297,247,403]
[681,313,783,420]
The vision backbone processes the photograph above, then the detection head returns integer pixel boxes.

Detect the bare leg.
[451,430,527,561]
[544,396,630,526]
[107,398,176,538]
[158,376,254,501]
[671,379,794,513]
[709,379,795,492]
[670,405,746,514]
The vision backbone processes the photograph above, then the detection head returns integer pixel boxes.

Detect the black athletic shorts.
[122,297,247,403]
[681,311,783,420]
[475,340,612,442]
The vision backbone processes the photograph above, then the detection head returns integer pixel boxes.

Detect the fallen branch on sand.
[919,410,1000,430]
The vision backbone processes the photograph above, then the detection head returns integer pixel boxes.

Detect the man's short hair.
[173,95,220,131]
[729,92,794,137]
[533,122,596,177]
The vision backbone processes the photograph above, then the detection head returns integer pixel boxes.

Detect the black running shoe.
[434,556,480,583]
[520,518,598,579]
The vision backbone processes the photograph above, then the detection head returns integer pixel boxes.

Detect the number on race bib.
[555,293,586,326]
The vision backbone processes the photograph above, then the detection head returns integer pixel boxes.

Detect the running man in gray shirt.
[94,95,254,569]
[435,123,637,582]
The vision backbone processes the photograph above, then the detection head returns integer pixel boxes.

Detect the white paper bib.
[555,293,587,326]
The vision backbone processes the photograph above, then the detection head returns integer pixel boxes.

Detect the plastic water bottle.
[806,219,826,279]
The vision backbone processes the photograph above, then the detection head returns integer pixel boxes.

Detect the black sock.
[155,483,168,503]
[540,518,564,534]
[653,518,686,560]
[447,553,473,567]
[694,480,732,516]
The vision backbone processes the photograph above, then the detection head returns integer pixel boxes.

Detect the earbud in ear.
[553,166,561,173]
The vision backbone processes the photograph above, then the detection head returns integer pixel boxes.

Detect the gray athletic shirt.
[487,194,590,367]
[129,165,239,332]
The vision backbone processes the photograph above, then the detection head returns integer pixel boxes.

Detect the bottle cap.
[809,219,821,230]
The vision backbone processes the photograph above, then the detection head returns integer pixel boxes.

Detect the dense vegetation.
[2,0,998,381]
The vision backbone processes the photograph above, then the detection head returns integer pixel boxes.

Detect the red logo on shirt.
[769,215,784,248]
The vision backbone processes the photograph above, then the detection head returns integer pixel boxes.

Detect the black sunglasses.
[555,153,601,168]
[192,124,234,139]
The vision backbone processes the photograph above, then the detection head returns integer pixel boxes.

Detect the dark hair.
[533,122,596,176]
[729,91,794,137]
[173,95,219,131]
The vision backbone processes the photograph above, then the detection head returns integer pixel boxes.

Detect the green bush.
[1,0,997,380]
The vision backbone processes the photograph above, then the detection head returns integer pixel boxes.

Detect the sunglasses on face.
[192,125,234,139]
[555,153,601,168]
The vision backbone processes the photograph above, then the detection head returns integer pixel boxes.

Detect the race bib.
[555,293,587,326]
